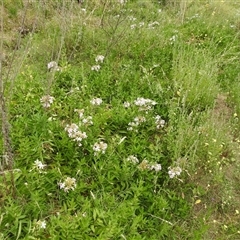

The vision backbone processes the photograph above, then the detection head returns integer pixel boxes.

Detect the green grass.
[1,0,240,239]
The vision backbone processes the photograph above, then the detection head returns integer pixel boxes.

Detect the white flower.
[126,155,139,164]
[134,97,157,111]
[168,166,182,178]
[123,101,131,108]
[65,123,79,138]
[139,22,145,27]
[36,220,47,229]
[129,16,136,21]
[150,163,162,172]
[59,177,77,192]
[82,116,93,126]
[155,115,166,129]
[148,21,160,29]
[47,61,60,71]
[90,98,103,105]
[95,55,105,63]
[73,131,87,142]
[134,116,146,123]
[65,123,87,146]
[130,24,137,29]
[127,115,146,131]
[33,159,47,171]
[127,126,133,131]
[170,35,177,42]
[134,97,157,107]
[91,65,101,71]
[93,141,108,155]
[40,95,54,108]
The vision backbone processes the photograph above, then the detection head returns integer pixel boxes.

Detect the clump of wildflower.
[95,55,105,63]
[137,159,162,172]
[47,61,60,71]
[130,24,137,29]
[91,65,101,71]
[126,155,139,164]
[127,116,146,131]
[134,97,157,111]
[168,166,182,178]
[90,98,103,106]
[36,220,47,229]
[59,177,77,192]
[155,115,166,129]
[74,109,93,126]
[65,123,78,137]
[148,21,160,29]
[93,141,108,155]
[82,116,93,126]
[134,116,146,123]
[170,35,177,43]
[31,159,47,173]
[65,123,87,146]
[40,95,54,108]
[129,16,136,21]
[123,101,131,108]
[149,163,162,172]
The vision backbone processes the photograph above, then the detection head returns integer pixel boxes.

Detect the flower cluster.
[170,35,177,43]
[36,220,47,229]
[91,55,105,71]
[148,21,160,29]
[123,101,131,108]
[130,24,137,29]
[59,177,77,192]
[149,163,162,172]
[130,22,145,29]
[47,61,60,71]
[155,115,166,129]
[74,109,93,126]
[91,65,101,71]
[90,98,103,106]
[168,166,182,178]
[31,159,47,173]
[137,159,162,172]
[127,116,146,131]
[93,141,108,155]
[129,16,136,21]
[65,123,87,146]
[134,97,157,112]
[95,55,105,63]
[82,116,93,126]
[40,95,54,108]
[126,155,139,164]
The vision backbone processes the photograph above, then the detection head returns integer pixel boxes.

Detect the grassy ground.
[0,0,240,239]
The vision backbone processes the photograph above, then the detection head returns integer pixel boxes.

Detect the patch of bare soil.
[212,94,232,122]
